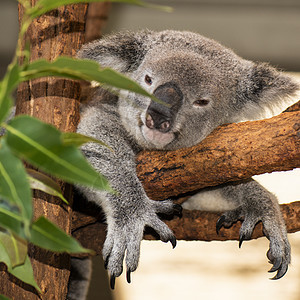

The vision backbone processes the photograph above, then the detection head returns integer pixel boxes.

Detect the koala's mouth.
[141,125,175,148]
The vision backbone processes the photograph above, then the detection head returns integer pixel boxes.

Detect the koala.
[69,30,299,297]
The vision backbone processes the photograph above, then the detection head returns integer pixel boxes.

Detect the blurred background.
[2,0,300,76]
[1,0,299,299]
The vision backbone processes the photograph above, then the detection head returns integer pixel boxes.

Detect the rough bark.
[136,110,300,200]
[284,99,300,112]
[71,201,300,256]
[0,3,88,299]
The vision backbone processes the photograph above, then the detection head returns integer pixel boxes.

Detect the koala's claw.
[126,270,131,284]
[173,203,183,217]
[110,275,116,290]
[239,234,246,248]
[269,263,288,280]
[267,249,289,280]
[217,205,290,279]
[169,235,177,249]
[216,215,226,234]
[268,257,282,273]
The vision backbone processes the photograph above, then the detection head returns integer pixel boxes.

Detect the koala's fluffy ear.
[77,31,152,73]
[235,62,299,121]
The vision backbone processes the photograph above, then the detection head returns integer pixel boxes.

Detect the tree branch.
[136,110,300,200]
[71,201,300,256]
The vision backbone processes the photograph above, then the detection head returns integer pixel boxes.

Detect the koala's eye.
[193,99,210,107]
[144,75,152,85]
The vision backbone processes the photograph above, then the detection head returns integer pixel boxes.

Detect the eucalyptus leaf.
[0,207,25,239]
[27,0,172,19]
[5,116,113,193]
[20,57,166,105]
[0,62,20,124]
[0,95,13,127]
[62,132,109,149]
[0,231,27,268]
[31,216,91,254]
[9,255,41,293]
[0,139,32,234]
[26,169,68,204]
[0,206,89,254]
[0,240,12,270]
[0,294,11,300]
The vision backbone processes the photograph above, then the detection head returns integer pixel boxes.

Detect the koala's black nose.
[146,82,183,133]
[145,113,171,133]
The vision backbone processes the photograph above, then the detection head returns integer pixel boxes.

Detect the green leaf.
[0,62,20,98]
[0,239,12,270]
[62,132,109,149]
[0,62,20,124]
[0,139,32,234]
[0,206,25,238]
[5,116,113,193]
[20,57,166,105]
[27,0,172,19]
[26,169,68,204]
[0,206,89,254]
[31,216,91,254]
[0,231,27,268]
[9,255,41,293]
[0,94,13,127]
[0,294,11,300]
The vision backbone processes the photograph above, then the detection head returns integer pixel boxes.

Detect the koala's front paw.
[103,200,180,289]
[216,205,291,279]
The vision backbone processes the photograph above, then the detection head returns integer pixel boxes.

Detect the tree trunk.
[0,3,88,299]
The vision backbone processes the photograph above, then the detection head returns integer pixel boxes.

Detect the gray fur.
[74,30,299,293]
[67,257,92,300]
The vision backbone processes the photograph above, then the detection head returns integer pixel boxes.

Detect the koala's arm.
[76,102,179,288]
[184,179,290,279]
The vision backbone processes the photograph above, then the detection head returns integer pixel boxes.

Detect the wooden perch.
[71,201,300,256]
[136,110,300,200]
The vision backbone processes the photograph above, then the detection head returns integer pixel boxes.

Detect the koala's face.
[118,49,234,150]
[79,30,298,150]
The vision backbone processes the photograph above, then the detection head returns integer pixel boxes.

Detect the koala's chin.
[141,124,175,149]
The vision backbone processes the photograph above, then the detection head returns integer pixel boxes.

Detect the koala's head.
[78,30,299,150]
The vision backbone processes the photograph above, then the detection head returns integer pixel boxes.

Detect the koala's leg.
[81,169,181,289]
[184,179,291,279]
[77,129,181,288]
[67,257,92,300]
